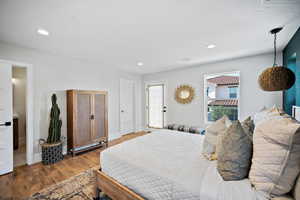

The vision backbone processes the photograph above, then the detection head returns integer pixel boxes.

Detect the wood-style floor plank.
[0,131,147,200]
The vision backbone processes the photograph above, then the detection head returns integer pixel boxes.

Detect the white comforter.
[101,130,267,200]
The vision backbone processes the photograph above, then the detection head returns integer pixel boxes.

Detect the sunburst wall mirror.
[175,85,195,104]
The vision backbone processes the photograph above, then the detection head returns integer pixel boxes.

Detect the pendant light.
[258,27,295,91]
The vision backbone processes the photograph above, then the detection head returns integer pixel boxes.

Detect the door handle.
[163,106,167,112]
[0,122,11,126]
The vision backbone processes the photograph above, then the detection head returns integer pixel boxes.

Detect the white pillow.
[202,116,231,160]
[252,107,268,125]
[253,106,287,126]
[249,117,300,197]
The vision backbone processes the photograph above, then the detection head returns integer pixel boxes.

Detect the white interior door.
[120,79,135,135]
[0,63,13,175]
[147,84,165,128]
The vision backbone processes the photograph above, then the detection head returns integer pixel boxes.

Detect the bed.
[96,129,267,200]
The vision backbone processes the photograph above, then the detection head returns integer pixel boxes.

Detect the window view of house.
[205,72,240,122]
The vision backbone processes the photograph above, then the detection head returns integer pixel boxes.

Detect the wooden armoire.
[67,90,108,155]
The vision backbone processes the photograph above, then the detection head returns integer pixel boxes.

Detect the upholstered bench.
[165,124,205,135]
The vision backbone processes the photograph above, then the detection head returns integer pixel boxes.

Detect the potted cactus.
[40,94,64,165]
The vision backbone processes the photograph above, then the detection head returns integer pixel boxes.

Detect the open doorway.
[12,66,27,167]
[0,60,33,175]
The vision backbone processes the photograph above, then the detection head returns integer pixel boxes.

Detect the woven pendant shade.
[258,66,295,91]
[258,27,295,91]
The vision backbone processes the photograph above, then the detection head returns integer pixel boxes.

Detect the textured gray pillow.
[217,120,252,181]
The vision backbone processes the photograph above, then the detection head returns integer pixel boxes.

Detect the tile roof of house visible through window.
[208,99,238,106]
[207,76,239,85]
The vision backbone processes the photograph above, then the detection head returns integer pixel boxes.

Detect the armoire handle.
[90,115,95,120]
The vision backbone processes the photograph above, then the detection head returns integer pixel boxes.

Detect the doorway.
[146,84,166,128]
[0,60,33,175]
[12,66,27,167]
[119,79,135,135]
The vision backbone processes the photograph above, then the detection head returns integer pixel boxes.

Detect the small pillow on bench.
[165,124,205,134]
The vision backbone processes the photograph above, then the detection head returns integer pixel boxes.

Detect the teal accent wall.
[283,27,300,115]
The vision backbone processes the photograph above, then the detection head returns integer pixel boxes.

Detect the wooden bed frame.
[95,168,144,200]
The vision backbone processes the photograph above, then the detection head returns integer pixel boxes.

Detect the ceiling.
[0,0,299,74]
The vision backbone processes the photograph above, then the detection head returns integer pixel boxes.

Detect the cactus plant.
[47,94,62,144]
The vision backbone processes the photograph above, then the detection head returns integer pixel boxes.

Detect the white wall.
[0,42,143,163]
[12,67,27,146]
[143,53,283,128]
[0,41,284,163]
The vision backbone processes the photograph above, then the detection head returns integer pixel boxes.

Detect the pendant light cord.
[273,32,277,67]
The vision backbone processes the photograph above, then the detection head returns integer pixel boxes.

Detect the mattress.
[100,130,267,200]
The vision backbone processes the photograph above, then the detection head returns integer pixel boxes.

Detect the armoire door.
[92,93,106,141]
[76,92,92,147]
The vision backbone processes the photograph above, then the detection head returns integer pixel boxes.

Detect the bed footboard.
[95,169,144,200]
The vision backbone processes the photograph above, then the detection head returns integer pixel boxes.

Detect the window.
[204,72,240,122]
[229,86,238,99]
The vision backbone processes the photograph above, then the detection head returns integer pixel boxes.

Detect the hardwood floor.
[0,132,147,200]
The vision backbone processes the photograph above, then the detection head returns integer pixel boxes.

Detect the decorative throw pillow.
[183,126,190,132]
[189,126,197,133]
[189,127,204,134]
[214,117,254,160]
[241,116,255,142]
[173,124,180,131]
[249,117,300,197]
[253,105,287,126]
[202,116,231,160]
[217,120,253,181]
[177,125,185,132]
[166,124,175,130]
[252,107,268,125]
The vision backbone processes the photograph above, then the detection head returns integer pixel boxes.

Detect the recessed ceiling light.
[137,62,144,66]
[207,44,216,49]
[37,28,49,36]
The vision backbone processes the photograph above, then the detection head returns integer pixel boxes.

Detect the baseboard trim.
[109,132,121,141]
